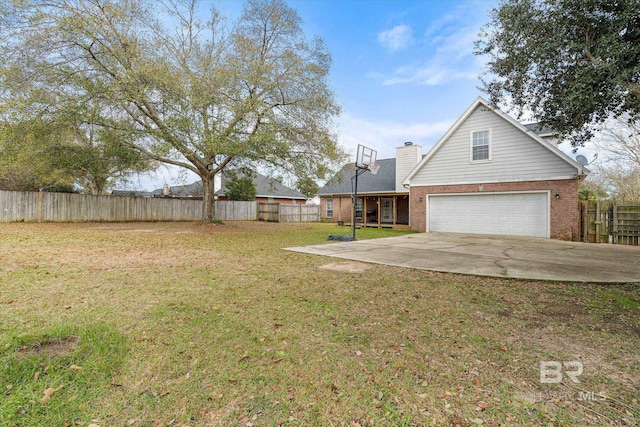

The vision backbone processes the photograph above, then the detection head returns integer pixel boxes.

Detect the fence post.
[581,201,588,242]
[612,205,618,244]
[37,190,43,223]
[595,202,601,243]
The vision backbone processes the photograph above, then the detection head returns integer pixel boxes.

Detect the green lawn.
[0,222,638,426]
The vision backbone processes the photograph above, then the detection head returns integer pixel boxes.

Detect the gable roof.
[403,97,585,186]
[113,170,306,199]
[318,158,397,195]
[237,171,306,199]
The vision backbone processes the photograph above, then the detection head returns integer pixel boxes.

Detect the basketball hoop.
[327,144,379,242]
[367,162,380,175]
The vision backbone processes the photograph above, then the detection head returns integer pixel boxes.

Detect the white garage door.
[428,192,549,238]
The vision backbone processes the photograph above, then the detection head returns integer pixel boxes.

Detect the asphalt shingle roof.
[524,123,556,136]
[318,158,397,195]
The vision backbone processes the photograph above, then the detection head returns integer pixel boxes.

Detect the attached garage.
[427,191,549,238]
[403,97,587,240]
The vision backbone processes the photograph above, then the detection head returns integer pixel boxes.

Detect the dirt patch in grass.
[17,335,79,358]
[2,324,128,426]
[318,261,374,274]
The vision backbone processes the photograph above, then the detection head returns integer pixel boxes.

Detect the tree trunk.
[93,177,108,195]
[201,174,215,222]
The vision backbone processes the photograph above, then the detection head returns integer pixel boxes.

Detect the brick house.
[320,97,588,240]
[318,142,421,229]
[404,97,587,240]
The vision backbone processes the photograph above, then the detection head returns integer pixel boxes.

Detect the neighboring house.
[320,97,588,240]
[318,142,420,229]
[113,170,306,204]
[405,97,587,240]
[523,122,559,145]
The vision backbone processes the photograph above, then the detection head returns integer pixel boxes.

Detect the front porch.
[353,194,410,229]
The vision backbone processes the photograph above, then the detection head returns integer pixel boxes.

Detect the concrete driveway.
[285,232,640,283]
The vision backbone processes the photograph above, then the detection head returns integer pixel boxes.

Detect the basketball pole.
[328,144,377,242]
[351,166,359,240]
[351,164,369,240]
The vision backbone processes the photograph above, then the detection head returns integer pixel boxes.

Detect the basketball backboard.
[355,144,377,168]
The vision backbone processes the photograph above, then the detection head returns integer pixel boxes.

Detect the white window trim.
[326,199,333,218]
[470,129,492,163]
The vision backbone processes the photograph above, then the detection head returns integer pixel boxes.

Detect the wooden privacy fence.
[580,201,640,246]
[258,203,279,222]
[279,204,320,223]
[0,190,259,222]
[258,203,319,223]
[214,200,257,221]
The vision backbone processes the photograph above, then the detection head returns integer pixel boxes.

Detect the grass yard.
[0,221,638,427]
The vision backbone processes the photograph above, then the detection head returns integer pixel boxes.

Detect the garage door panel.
[428,193,548,238]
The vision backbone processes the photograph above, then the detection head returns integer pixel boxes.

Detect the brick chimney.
[395,142,422,192]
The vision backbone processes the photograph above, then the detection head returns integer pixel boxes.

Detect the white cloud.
[372,2,491,88]
[424,3,473,39]
[377,24,414,52]
[378,24,483,87]
[434,25,478,58]
[382,66,475,86]
[337,112,453,160]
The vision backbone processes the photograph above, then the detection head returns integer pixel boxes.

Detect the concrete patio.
[286,232,640,283]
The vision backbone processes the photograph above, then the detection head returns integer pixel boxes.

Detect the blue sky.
[134,0,501,190]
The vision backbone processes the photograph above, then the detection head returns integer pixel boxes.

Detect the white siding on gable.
[411,106,578,186]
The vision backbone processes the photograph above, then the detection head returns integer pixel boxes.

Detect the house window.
[326,199,333,218]
[471,130,491,162]
[355,198,363,219]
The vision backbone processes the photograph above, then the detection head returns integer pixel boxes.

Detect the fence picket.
[0,190,272,223]
[580,200,639,246]
[614,205,640,246]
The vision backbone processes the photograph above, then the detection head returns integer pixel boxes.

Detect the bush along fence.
[580,201,640,246]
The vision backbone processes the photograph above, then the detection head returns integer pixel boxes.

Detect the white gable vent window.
[471,130,491,162]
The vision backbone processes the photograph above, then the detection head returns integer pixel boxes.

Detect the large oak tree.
[0,0,344,220]
[475,0,640,146]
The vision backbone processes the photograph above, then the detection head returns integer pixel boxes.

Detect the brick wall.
[320,196,353,222]
[409,178,584,240]
[321,195,411,225]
